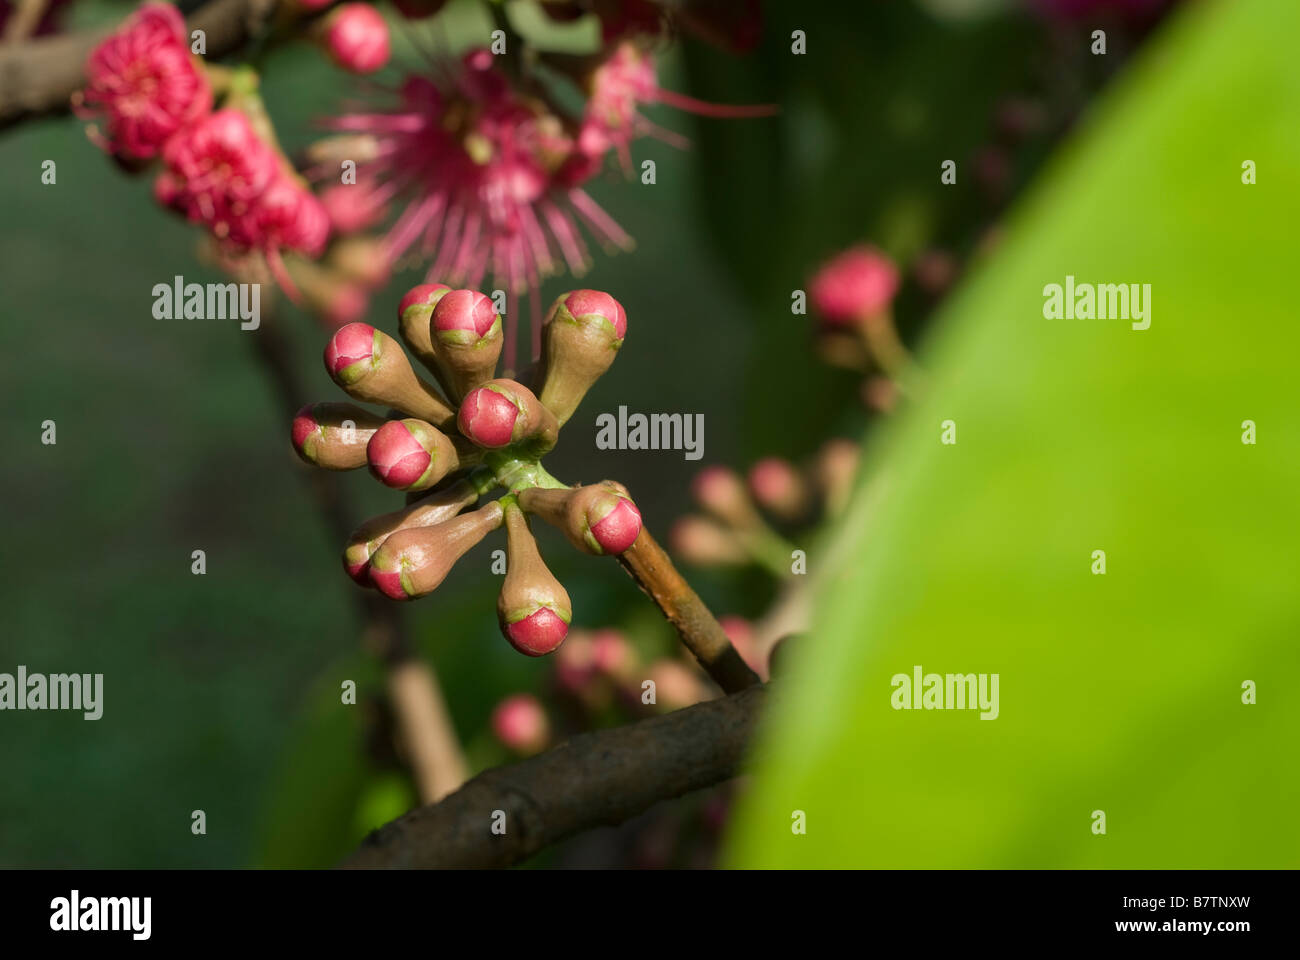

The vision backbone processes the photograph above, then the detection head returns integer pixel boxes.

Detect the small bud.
[322,4,391,75]
[536,289,627,426]
[343,478,480,584]
[692,465,762,530]
[368,501,503,599]
[498,501,572,656]
[490,693,550,755]
[645,660,713,711]
[458,379,557,453]
[324,322,455,429]
[429,289,503,400]
[747,457,809,522]
[669,515,747,566]
[517,483,642,555]
[814,438,860,516]
[590,629,635,677]
[553,631,598,695]
[366,418,469,492]
[396,282,453,378]
[291,402,386,469]
[809,246,899,329]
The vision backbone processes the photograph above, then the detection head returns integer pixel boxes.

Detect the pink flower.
[323,4,391,75]
[809,246,900,327]
[77,3,211,159]
[578,42,660,168]
[328,50,634,367]
[156,109,329,293]
[490,694,550,754]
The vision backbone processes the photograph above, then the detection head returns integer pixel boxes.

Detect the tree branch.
[0,0,290,132]
[618,527,761,694]
[343,683,767,868]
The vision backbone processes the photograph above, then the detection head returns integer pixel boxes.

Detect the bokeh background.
[3,0,1294,868]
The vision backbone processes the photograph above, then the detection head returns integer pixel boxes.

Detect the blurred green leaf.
[729,0,1300,868]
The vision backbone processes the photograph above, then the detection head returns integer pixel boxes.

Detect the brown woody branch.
[618,527,761,694]
[343,682,767,869]
[0,0,293,132]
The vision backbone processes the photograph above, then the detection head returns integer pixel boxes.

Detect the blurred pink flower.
[329,50,634,366]
[808,245,900,327]
[76,3,211,159]
[155,109,328,293]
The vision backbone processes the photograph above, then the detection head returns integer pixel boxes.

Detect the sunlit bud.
[324,322,455,429]
[366,417,470,492]
[497,501,572,656]
[343,477,480,584]
[291,402,386,469]
[535,289,626,426]
[368,501,503,599]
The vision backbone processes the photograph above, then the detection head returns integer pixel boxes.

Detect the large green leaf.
[729,0,1300,868]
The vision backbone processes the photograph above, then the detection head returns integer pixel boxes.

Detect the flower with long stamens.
[327,51,635,368]
[75,3,212,160]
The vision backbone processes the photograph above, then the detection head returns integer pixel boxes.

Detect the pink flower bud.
[457,385,518,448]
[369,502,503,599]
[553,632,597,694]
[587,495,642,554]
[292,402,384,469]
[553,289,627,340]
[503,607,570,657]
[491,694,550,755]
[431,288,499,342]
[692,465,760,529]
[590,629,634,676]
[399,283,453,323]
[324,4,391,75]
[516,484,640,556]
[645,660,712,711]
[670,515,747,566]
[809,245,899,328]
[366,418,463,491]
[366,420,431,489]
[747,457,808,521]
[324,321,378,383]
[499,501,572,656]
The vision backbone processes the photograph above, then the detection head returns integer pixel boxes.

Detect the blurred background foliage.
[1,0,1257,868]
[729,0,1299,867]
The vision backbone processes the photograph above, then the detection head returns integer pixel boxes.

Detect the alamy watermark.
[152,275,261,330]
[890,665,999,719]
[50,891,150,940]
[595,405,704,461]
[0,666,103,719]
[1042,275,1151,330]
